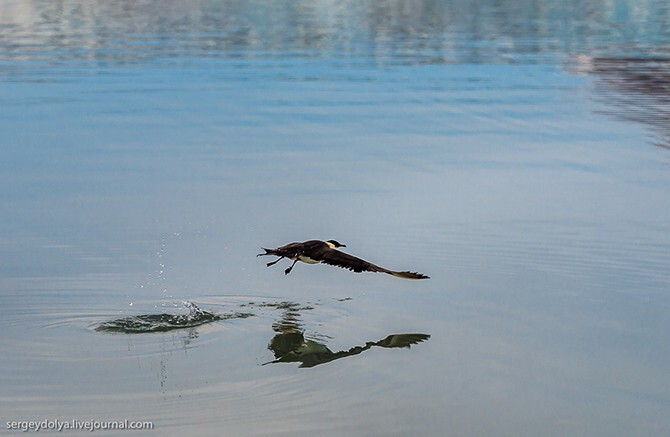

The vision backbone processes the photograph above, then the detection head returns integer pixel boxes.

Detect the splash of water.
[95,301,252,334]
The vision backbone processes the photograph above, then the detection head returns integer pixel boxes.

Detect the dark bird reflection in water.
[264,302,430,368]
[265,331,431,368]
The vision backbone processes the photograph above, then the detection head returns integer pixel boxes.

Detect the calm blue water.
[2,1,670,436]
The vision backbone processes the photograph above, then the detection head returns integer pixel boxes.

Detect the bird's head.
[326,240,346,249]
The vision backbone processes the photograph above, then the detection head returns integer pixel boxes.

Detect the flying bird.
[257,239,429,280]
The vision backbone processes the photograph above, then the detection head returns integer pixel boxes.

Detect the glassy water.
[2,1,670,435]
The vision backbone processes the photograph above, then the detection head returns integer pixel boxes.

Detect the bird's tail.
[387,270,430,280]
[257,248,277,257]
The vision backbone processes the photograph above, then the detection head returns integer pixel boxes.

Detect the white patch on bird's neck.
[325,241,337,249]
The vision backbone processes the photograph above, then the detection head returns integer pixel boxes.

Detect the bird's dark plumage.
[257,239,429,279]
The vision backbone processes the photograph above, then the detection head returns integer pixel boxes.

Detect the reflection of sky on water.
[1,1,670,436]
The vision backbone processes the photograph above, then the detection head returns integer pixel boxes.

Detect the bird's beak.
[340,244,347,248]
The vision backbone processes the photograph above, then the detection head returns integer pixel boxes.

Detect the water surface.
[1,1,670,436]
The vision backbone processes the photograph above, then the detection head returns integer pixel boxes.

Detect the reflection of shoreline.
[571,54,670,149]
[265,301,429,368]
[3,1,669,65]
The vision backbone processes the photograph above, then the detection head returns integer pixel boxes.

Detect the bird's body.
[257,239,429,280]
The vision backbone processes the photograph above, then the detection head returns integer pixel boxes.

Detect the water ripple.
[95,302,253,334]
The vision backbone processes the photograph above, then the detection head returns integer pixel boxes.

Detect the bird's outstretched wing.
[316,249,381,273]
[318,249,429,280]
